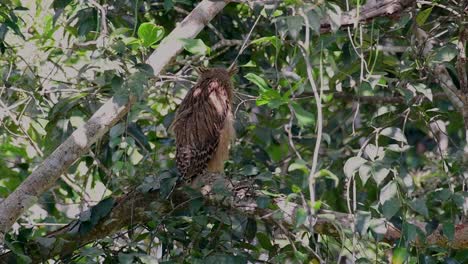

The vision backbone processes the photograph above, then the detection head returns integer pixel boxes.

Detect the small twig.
[234,97,256,117]
[298,91,448,104]
[298,9,323,216]
[211,39,243,51]
[417,0,461,17]
[89,150,113,179]
[230,14,261,69]
[89,0,108,35]
[433,66,464,111]
[60,173,93,203]
[152,3,225,40]
[351,102,360,135]
[28,223,68,227]
[72,40,98,48]
[274,219,298,252]
[286,104,304,161]
[457,27,467,94]
[0,99,43,157]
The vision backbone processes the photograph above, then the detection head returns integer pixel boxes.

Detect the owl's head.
[195,65,237,81]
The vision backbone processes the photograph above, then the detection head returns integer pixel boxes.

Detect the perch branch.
[1,174,467,262]
[0,0,230,245]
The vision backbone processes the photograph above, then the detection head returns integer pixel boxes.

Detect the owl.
[171,66,237,184]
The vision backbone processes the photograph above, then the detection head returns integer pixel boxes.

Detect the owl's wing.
[173,80,230,183]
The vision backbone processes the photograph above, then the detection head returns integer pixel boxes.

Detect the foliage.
[0,0,467,263]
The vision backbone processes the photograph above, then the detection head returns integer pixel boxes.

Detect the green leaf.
[326,3,342,32]
[433,44,458,63]
[288,160,309,173]
[306,9,322,34]
[364,144,384,161]
[241,60,256,67]
[294,251,307,262]
[292,102,314,127]
[53,0,72,10]
[402,222,418,242]
[381,197,400,219]
[433,188,452,201]
[256,89,286,108]
[245,73,270,91]
[359,163,372,185]
[356,211,371,235]
[92,198,114,221]
[369,218,387,241]
[380,181,398,204]
[372,165,390,186]
[180,38,210,55]
[31,120,47,136]
[244,218,257,241]
[315,169,339,186]
[344,156,366,178]
[205,254,247,264]
[285,15,303,40]
[127,123,152,152]
[251,36,280,48]
[443,222,455,241]
[118,253,135,264]
[256,196,271,209]
[380,127,407,144]
[35,237,56,250]
[256,232,273,250]
[408,198,429,217]
[408,83,433,101]
[76,9,97,37]
[295,207,307,228]
[241,164,259,176]
[392,247,408,264]
[47,93,88,128]
[164,0,174,10]
[416,7,432,26]
[291,184,301,193]
[380,181,400,219]
[110,123,125,138]
[137,22,164,47]
[79,247,104,258]
[451,193,465,207]
[387,144,410,152]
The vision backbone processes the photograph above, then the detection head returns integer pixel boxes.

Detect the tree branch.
[1,174,467,262]
[0,0,230,245]
[322,0,414,32]
[229,0,414,33]
[298,92,448,104]
[0,0,427,248]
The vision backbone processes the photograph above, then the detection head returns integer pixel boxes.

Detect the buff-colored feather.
[171,67,236,183]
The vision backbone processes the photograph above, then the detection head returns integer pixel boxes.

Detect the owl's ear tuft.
[227,65,238,76]
[195,66,209,75]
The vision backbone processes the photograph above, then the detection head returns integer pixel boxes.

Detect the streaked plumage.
[171,67,236,183]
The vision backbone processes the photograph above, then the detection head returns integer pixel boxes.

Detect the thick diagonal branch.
[0,0,229,244]
[0,0,421,247]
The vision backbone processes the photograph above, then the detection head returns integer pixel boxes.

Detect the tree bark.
[0,0,421,249]
[0,0,229,245]
[1,174,467,262]
[320,0,413,32]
